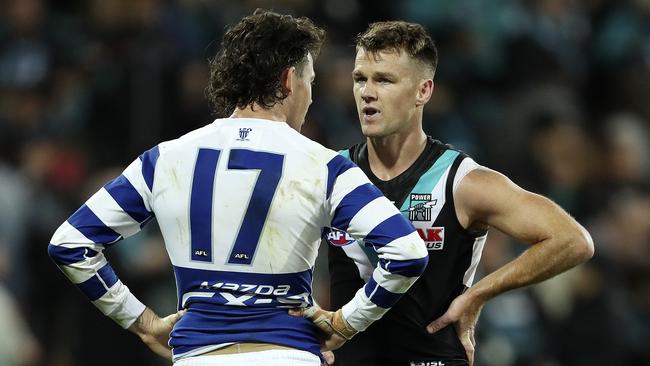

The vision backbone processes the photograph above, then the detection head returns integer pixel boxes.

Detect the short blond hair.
[356,21,437,77]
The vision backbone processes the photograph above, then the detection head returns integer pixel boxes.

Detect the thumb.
[295,306,326,322]
[459,331,475,366]
[163,309,186,326]
[300,306,336,334]
[426,313,452,334]
[287,306,322,319]
[288,308,304,317]
[322,350,335,365]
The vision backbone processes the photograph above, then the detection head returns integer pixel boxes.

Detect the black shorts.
[330,359,468,366]
[404,360,469,366]
[332,323,469,366]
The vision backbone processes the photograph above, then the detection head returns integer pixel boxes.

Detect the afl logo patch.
[324,228,355,246]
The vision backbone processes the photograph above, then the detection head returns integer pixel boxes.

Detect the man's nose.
[360,82,377,101]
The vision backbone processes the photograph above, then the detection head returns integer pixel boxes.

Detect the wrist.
[332,309,358,340]
[128,307,155,338]
[463,286,489,308]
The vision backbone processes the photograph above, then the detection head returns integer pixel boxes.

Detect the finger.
[288,306,321,319]
[322,351,335,365]
[460,332,475,366]
[301,306,324,321]
[468,328,476,365]
[305,308,335,330]
[426,314,451,334]
[152,343,173,360]
[323,333,346,352]
[288,308,304,317]
[163,309,186,326]
[144,337,172,360]
[294,306,335,335]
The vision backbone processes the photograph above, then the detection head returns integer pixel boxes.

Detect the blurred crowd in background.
[0,0,648,365]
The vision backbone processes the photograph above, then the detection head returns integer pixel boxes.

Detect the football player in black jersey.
[312,21,594,366]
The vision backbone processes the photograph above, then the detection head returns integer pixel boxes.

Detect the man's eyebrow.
[373,71,397,79]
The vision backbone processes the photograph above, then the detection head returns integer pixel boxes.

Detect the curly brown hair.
[356,21,438,77]
[206,9,325,117]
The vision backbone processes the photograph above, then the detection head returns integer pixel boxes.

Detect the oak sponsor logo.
[416,227,445,250]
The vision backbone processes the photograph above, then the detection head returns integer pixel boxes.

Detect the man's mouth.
[362,106,380,117]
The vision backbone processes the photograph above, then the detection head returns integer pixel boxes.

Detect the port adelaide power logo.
[407,193,436,221]
[406,193,445,251]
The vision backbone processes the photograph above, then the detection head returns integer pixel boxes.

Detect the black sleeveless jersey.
[327,137,488,366]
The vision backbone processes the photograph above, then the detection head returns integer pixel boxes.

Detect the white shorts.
[173,349,321,366]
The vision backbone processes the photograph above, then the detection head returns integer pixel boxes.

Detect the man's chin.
[361,125,385,138]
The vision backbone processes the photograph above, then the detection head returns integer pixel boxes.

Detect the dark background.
[0,0,648,365]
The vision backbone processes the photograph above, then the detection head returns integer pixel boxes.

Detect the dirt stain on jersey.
[176,217,187,247]
[262,224,283,271]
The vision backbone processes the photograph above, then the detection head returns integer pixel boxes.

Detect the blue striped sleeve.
[48,244,99,265]
[363,213,417,247]
[326,154,356,199]
[139,145,160,192]
[331,183,384,231]
[97,263,119,288]
[104,175,153,223]
[364,277,402,309]
[67,205,122,245]
[379,256,429,277]
[76,263,119,301]
[77,274,107,301]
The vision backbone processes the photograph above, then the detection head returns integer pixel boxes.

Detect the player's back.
[48,116,429,363]
[150,118,337,360]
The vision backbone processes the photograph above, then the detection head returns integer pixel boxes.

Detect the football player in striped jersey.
[325,21,594,366]
[48,10,428,366]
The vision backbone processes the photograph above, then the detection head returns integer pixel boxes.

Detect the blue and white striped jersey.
[48,118,428,360]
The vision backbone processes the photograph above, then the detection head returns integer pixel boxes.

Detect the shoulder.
[426,138,483,192]
[153,120,219,156]
[458,167,512,192]
[451,156,482,193]
[455,166,522,217]
[278,129,357,170]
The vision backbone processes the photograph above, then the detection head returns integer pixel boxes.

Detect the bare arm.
[428,167,594,365]
[456,168,593,300]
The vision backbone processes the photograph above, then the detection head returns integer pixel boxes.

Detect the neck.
[367,128,428,181]
[230,105,287,123]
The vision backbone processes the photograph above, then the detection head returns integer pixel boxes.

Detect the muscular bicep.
[455,168,580,246]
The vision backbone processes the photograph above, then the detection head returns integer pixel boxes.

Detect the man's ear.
[415,79,434,107]
[281,66,296,95]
